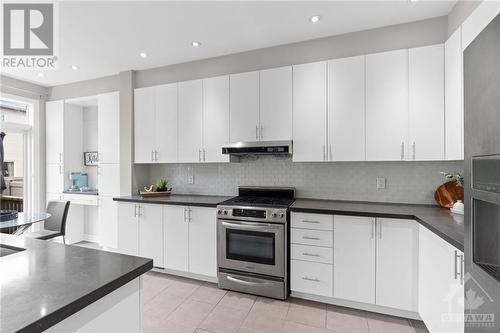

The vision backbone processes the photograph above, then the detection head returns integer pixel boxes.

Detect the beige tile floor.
[142,272,429,333]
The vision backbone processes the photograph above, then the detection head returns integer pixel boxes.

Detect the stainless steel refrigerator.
[464,12,500,333]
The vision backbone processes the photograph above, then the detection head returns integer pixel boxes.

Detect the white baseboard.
[151,267,218,284]
[83,234,99,243]
[290,291,421,321]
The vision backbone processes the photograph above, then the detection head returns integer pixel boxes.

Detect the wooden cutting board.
[139,191,171,198]
[434,181,464,208]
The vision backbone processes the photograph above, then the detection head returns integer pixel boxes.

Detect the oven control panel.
[216,206,288,223]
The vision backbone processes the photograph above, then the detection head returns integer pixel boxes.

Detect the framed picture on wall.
[84,152,98,166]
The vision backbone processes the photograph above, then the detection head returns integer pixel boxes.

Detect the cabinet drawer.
[63,193,98,206]
[292,212,333,230]
[291,259,333,297]
[291,228,333,247]
[291,244,333,264]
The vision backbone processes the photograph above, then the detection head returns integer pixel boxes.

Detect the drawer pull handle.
[302,277,320,282]
[302,252,320,257]
[302,236,320,240]
[302,220,320,224]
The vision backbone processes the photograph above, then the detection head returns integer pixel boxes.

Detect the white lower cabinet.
[376,218,419,312]
[291,213,420,315]
[188,207,218,277]
[98,196,118,249]
[419,225,464,333]
[117,202,164,268]
[164,205,189,272]
[291,259,333,297]
[334,216,376,304]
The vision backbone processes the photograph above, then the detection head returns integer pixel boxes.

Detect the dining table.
[0,212,51,235]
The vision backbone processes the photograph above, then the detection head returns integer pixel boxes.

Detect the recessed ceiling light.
[71,65,79,70]
[310,15,321,23]
[37,72,45,77]
[139,52,148,58]
[191,41,202,48]
[409,0,418,2]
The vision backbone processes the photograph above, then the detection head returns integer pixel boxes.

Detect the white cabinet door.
[229,71,260,142]
[98,163,120,197]
[155,83,178,163]
[164,205,189,271]
[334,216,376,304]
[259,66,292,141]
[291,259,333,297]
[445,28,464,160]
[188,207,217,277]
[117,202,139,256]
[134,87,156,163]
[376,218,418,312]
[97,92,120,164]
[178,80,203,163]
[139,204,164,268]
[203,76,229,163]
[46,164,64,194]
[328,56,365,161]
[98,196,118,249]
[46,100,64,164]
[292,61,327,162]
[409,45,445,161]
[366,49,409,161]
[419,226,464,333]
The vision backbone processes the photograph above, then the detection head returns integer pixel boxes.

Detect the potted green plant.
[155,177,169,192]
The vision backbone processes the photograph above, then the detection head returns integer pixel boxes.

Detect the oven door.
[218,219,285,277]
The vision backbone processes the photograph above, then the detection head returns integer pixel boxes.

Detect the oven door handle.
[226,275,274,286]
[221,221,280,231]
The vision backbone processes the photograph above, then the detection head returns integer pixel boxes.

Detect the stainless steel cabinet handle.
[460,253,464,285]
[151,150,154,162]
[371,219,375,239]
[203,149,206,162]
[188,207,192,221]
[139,205,143,216]
[302,277,320,282]
[302,252,320,257]
[134,205,138,217]
[412,142,416,160]
[322,144,326,161]
[256,125,259,140]
[303,236,320,241]
[59,152,63,163]
[401,142,405,160]
[260,125,264,139]
[454,250,459,280]
[198,149,202,162]
[378,221,382,239]
[154,150,158,162]
[184,208,187,222]
[59,165,63,174]
[302,220,320,224]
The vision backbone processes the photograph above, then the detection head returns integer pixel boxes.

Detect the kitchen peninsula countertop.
[113,194,232,208]
[0,234,152,332]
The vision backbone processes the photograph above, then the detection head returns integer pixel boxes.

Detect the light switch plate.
[376,177,386,189]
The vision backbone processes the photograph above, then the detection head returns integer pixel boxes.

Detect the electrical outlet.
[376,177,386,189]
[187,175,194,184]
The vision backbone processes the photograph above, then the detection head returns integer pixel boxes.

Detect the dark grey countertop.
[63,190,99,195]
[291,199,464,251]
[0,234,152,333]
[113,194,233,207]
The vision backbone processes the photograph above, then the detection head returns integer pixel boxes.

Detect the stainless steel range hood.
[222,140,292,156]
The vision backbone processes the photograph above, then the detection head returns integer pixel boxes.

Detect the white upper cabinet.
[46,100,64,164]
[134,87,156,163]
[409,44,445,161]
[97,92,120,164]
[292,61,328,162]
[98,163,120,197]
[376,218,419,312]
[178,80,203,163]
[155,83,178,163]
[366,49,409,161]
[259,66,292,141]
[203,76,230,163]
[230,71,260,142]
[445,28,464,160]
[334,215,376,304]
[328,56,366,161]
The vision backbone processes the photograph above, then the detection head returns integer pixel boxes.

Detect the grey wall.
[49,74,119,101]
[142,159,463,205]
[447,0,482,36]
[135,16,447,88]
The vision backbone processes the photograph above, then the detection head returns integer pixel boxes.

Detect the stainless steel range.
[217,186,295,300]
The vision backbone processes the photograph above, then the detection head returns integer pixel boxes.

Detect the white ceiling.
[3,1,457,87]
